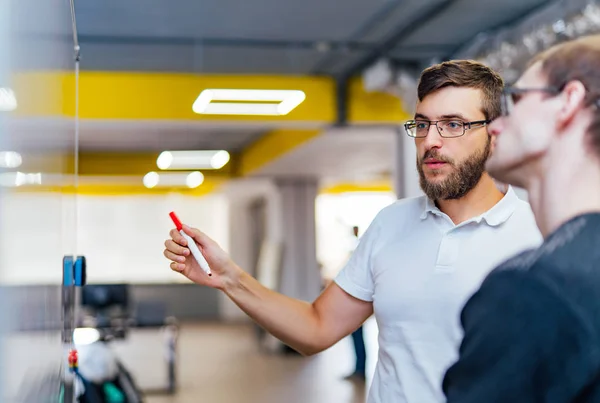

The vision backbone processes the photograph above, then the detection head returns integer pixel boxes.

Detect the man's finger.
[164,249,187,264]
[170,261,185,273]
[170,229,187,246]
[164,239,189,256]
[182,224,209,246]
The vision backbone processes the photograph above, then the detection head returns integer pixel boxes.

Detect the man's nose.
[488,118,505,137]
[421,124,443,148]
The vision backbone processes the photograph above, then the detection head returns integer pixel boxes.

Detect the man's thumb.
[182,224,206,245]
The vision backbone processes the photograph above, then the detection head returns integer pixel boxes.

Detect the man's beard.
[417,139,491,201]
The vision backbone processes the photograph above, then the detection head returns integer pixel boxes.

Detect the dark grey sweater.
[443,212,600,403]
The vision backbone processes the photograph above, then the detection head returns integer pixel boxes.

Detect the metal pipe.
[335,75,349,126]
[311,0,404,74]
[76,34,375,52]
[334,0,460,125]
[450,0,567,59]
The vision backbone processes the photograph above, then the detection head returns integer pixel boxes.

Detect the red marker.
[169,212,212,276]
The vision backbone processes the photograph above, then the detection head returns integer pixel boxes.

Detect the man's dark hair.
[529,34,600,159]
[417,60,504,121]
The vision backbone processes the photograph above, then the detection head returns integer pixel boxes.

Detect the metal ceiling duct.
[454,0,600,83]
[358,0,600,118]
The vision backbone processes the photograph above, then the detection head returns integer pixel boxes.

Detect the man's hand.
[163,224,242,290]
[163,223,373,356]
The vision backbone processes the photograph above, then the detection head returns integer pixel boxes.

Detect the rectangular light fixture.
[0,151,22,168]
[143,171,204,189]
[157,150,230,170]
[0,88,17,112]
[192,89,306,116]
[0,172,42,187]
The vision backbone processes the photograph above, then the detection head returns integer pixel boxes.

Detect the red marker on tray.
[169,212,212,276]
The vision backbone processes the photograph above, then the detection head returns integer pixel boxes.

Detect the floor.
[112,319,379,403]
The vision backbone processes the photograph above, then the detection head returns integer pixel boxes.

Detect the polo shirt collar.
[420,185,520,226]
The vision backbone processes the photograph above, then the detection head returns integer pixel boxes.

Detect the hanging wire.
[68,0,80,297]
[69,0,79,196]
[73,42,80,258]
[64,1,81,401]
[69,0,80,61]
[68,0,80,260]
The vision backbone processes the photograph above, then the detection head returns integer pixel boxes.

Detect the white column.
[392,70,422,200]
[220,199,254,322]
[221,178,322,322]
[273,178,322,302]
[392,127,423,200]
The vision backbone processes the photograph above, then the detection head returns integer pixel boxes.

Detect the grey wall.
[0,285,63,332]
[130,283,220,321]
[2,283,220,332]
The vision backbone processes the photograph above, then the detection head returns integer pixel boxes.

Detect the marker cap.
[169,211,183,231]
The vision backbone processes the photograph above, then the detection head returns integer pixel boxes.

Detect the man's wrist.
[220,263,245,294]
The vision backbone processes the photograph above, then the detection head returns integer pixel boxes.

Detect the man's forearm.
[222,270,325,355]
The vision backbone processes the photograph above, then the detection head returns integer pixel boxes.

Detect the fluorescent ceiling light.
[0,172,42,187]
[143,171,204,189]
[143,172,160,188]
[0,88,17,112]
[210,150,231,169]
[0,151,22,168]
[192,89,306,116]
[157,150,230,170]
[185,171,204,188]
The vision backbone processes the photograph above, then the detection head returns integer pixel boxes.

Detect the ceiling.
[14,0,553,76]
[7,0,559,185]
[70,0,552,76]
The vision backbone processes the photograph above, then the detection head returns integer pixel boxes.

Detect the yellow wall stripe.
[12,71,337,123]
[11,71,72,117]
[320,180,393,194]
[77,152,235,177]
[347,77,411,124]
[15,151,235,177]
[239,128,321,175]
[11,72,410,124]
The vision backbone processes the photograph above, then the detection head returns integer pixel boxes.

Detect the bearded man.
[163,60,543,403]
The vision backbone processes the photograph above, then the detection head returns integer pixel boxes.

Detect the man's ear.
[557,80,587,130]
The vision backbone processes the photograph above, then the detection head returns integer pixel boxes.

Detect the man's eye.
[416,122,428,129]
[446,121,462,129]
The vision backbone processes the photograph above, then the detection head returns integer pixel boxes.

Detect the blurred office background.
[1,0,599,401]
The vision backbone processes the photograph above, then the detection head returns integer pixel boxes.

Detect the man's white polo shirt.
[334,186,543,403]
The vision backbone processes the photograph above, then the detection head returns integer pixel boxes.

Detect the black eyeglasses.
[403,119,490,138]
[502,83,600,116]
[501,86,562,116]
